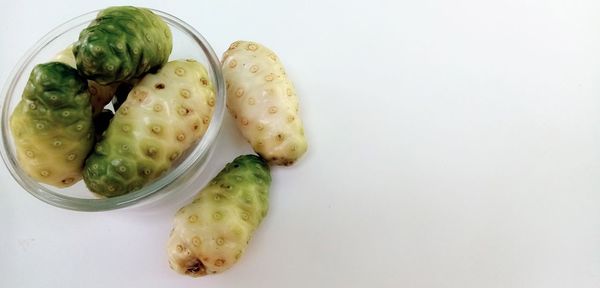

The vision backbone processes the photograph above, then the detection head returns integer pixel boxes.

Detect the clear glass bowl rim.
[0,8,226,212]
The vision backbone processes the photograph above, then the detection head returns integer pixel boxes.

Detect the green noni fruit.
[73,6,172,85]
[10,62,93,187]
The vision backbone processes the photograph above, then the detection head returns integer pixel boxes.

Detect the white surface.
[1,0,600,287]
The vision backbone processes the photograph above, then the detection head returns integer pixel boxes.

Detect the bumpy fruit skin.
[53,45,118,115]
[222,41,307,166]
[83,60,215,197]
[167,155,271,277]
[73,6,172,85]
[10,62,93,187]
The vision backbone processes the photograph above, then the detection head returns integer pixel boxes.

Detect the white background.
[1,0,600,287]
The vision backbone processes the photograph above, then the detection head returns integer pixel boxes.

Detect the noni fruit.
[53,45,118,115]
[73,6,172,85]
[167,155,271,277]
[222,41,307,166]
[83,60,215,197]
[10,62,93,187]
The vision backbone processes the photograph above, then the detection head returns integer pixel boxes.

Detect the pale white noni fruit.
[52,45,118,115]
[222,41,307,166]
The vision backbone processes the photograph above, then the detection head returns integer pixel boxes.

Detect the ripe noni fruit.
[222,41,307,166]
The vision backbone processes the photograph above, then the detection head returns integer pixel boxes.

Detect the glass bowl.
[0,9,226,211]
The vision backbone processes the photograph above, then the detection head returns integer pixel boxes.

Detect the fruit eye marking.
[246,43,257,51]
[235,88,245,98]
[180,89,191,98]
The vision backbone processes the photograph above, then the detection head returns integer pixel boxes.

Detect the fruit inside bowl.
[0,7,225,211]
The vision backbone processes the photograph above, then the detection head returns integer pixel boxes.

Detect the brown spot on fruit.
[186,259,206,275]
[177,133,186,142]
[188,214,198,223]
[250,65,259,73]
[154,83,165,89]
[62,178,74,185]
[178,106,191,116]
[200,78,208,86]
[175,67,185,76]
[228,60,237,68]
[241,118,249,126]
[269,106,278,114]
[153,104,163,112]
[132,89,148,102]
[276,133,285,142]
